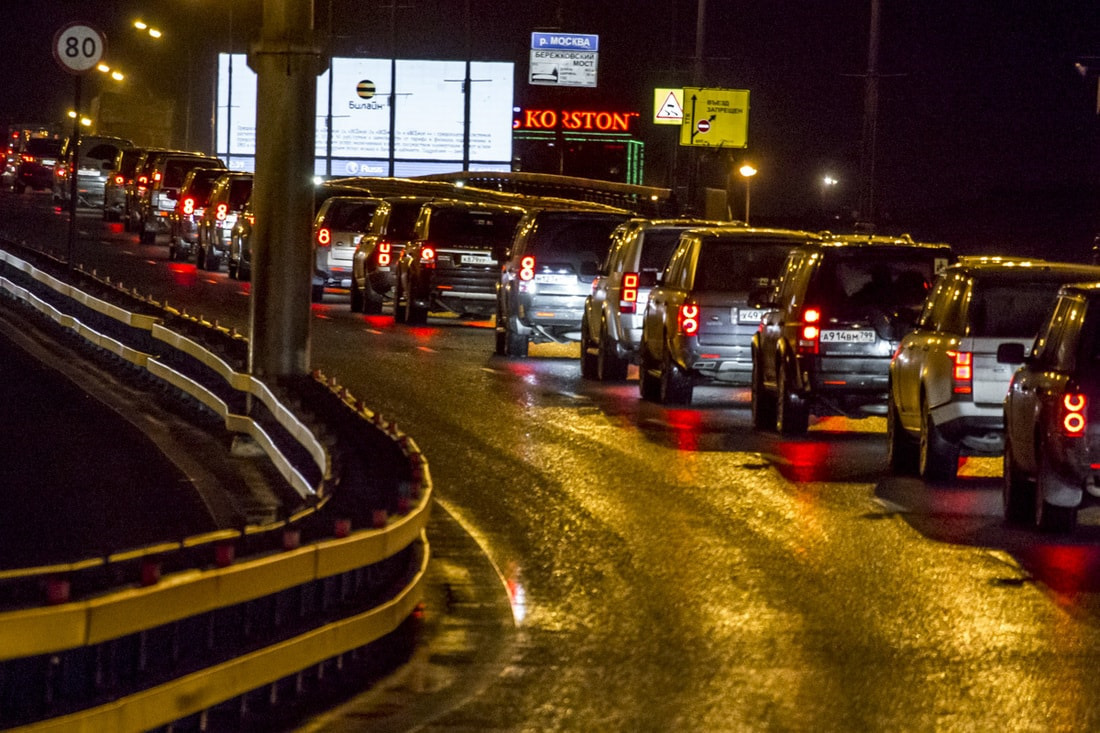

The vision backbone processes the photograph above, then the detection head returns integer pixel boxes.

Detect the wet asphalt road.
[6,191,1100,731]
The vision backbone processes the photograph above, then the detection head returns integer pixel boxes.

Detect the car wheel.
[195,243,207,270]
[1035,444,1077,534]
[638,344,661,402]
[167,241,178,261]
[658,341,693,405]
[1002,433,1036,525]
[310,283,325,303]
[393,279,407,323]
[406,290,428,324]
[751,356,777,431]
[597,322,629,382]
[350,281,365,313]
[579,316,598,379]
[139,227,155,244]
[504,316,529,357]
[776,359,809,435]
[886,398,919,475]
[919,401,959,482]
[227,258,239,280]
[363,287,383,314]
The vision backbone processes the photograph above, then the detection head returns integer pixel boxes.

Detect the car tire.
[776,360,809,435]
[139,227,155,245]
[597,322,629,382]
[227,258,239,280]
[310,283,325,303]
[393,279,407,323]
[658,344,693,405]
[638,344,661,402]
[886,398,919,475]
[504,316,529,357]
[1002,433,1036,525]
[406,290,428,324]
[1035,445,1077,534]
[350,280,365,313]
[363,287,383,314]
[167,241,179,262]
[579,317,598,379]
[919,402,959,483]
[751,356,777,431]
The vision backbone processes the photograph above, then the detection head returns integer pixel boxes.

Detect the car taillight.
[1062,392,1087,437]
[519,255,536,281]
[182,197,195,215]
[620,272,639,314]
[153,171,162,182]
[138,175,148,184]
[216,203,228,221]
[947,350,972,394]
[798,306,821,354]
[114,174,124,184]
[420,245,436,268]
[678,302,700,336]
[377,239,392,267]
[317,227,331,247]
[21,154,35,163]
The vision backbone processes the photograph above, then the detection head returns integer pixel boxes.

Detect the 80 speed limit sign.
[53,22,106,74]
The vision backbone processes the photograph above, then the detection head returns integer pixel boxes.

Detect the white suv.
[887,257,1100,481]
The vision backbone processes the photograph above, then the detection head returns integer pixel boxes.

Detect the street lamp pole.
[739,164,757,225]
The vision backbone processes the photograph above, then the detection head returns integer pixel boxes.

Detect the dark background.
[4,1,1100,256]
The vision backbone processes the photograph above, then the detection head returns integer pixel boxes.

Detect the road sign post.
[53,22,106,274]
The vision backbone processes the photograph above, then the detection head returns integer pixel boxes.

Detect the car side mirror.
[997,342,1027,364]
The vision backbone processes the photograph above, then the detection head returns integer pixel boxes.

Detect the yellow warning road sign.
[653,88,684,126]
[679,87,749,148]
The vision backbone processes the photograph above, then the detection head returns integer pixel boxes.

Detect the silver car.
[54,135,133,209]
[888,258,1100,481]
[580,217,735,381]
[311,196,382,302]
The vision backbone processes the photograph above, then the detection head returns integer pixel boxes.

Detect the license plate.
[462,253,495,265]
[737,308,767,324]
[535,273,573,285]
[820,330,876,343]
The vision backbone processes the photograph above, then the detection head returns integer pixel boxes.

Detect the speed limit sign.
[53,22,106,74]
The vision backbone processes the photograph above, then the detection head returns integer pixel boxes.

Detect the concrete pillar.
[247,0,325,378]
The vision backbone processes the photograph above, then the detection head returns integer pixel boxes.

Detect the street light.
[739,164,757,225]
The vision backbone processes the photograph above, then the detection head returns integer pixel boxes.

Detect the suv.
[311,196,383,302]
[53,135,132,208]
[136,154,226,244]
[351,196,431,314]
[496,207,632,357]
[228,197,255,280]
[196,172,253,270]
[581,218,737,381]
[168,167,231,261]
[751,235,956,434]
[637,228,822,404]
[393,200,525,323]
[14,137,63,192]
[103,146,145,222]
[1001,282,1100,533]
[888,258,1100,481]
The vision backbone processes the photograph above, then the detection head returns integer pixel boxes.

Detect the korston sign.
[514,108,639,132]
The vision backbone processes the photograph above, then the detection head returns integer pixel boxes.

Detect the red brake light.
[114,174,124,185]
[420,245,436,267]
[1062,393,1087,436]
[678,302,700,336]
[378,239,392,267]
[182,197,195,215]
[947,350,973,394]
[798,306,821,354]
[216,203,228,221]
[620,272,639,314]
[519,255,536,282]
[317,227,331,247]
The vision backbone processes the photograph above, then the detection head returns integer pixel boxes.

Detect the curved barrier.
[0,240,431,731]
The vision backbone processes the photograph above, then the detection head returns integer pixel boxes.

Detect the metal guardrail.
[0,241,432,731]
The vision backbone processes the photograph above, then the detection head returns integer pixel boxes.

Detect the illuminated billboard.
[216,54,514,176]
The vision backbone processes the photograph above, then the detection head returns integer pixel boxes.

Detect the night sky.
[4,1,1100,254]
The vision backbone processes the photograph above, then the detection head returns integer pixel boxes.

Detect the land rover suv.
[496,207,632,357]
[751,235,956,434]
[888,258,1100,481]
[394,200,525,324]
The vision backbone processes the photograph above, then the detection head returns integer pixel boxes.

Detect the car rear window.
[82,143,123,161]
[808,249,941,312]
[24,139,61,156]
[228,179,253,207]
[638,228,692,271]
[327,200,380,232]
[184,172,222,204]
[969,281,1071,338]
[428,208,523,250]
[384,202,424,240]
[692,241,796,293]
[164,160,219,188]
[528,213,628,260]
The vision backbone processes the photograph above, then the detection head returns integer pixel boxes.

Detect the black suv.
[1001,282,1100,533]
[751,235,956,434]
[394,200,525,324]
[496,207,632,357]
[351,196,431,314]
